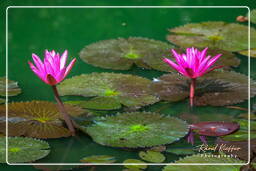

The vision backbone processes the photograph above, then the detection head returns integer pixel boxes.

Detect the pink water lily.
[28,49,76,135]
[28,50,76,85]
[163,47,223,107]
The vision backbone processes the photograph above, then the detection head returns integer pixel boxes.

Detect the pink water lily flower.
[163,47,222,79]
[163,47,223,107]
[28,50,76,85]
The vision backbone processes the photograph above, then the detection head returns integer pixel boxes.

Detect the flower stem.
[190,78,196,107]
[52,85,76,136]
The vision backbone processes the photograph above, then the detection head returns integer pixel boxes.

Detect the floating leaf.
[149,145,166,152]
[163,154,243,171]
[151,70,256,106]
[248,9,256,24]
[0,98,4,104]
[0,77,21,96]
[138,150,165,163]
[238,48,256,58]
[166,147,195,155]
[0,137,50,163]
[0,101,86,138]
[78,112,188,148]
[123,159,147,170]
[79,37,174,72]
[65,97,122,110]
[167,21,256,52]
[58,73,159,109]
[80,155,116,163]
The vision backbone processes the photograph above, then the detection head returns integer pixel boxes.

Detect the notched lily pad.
[78,112,188,148]
[151,70,256,106]
[138,150,165,163]
[79,37,174,72]
[0,137,50,163]
[58,73,159,109]
[123,159,147,170]
[163,154,243,171]
[167,21,256,52]
[0,101,86,138]
[80,155,116,163]
[0,77,21,96]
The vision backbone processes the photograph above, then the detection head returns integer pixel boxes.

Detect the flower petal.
[60,50,68,69]
[64,58,76,77]
[163,58,180,71]
[32,53,45,73]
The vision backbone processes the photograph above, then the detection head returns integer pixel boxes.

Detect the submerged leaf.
[151,71,256,106]
[0,137,50,163]
[58,73,159,109]
[0,101,86,138]
[80,155,116,163]
[79,37,174,72]
[138,150,165,163]
[163,154,243,171]
[167,21,256,52]
[78,112,188,148]
[0,77,21,96]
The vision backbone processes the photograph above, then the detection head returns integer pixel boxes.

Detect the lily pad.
[123,159,147,170]
[167,21,256,52]
[248,9,256,24]
[0,101,86,138]
[0,77,21,96]
[0,137,50,163]
[79,37,174,72]
[166,147,196,155]
[238,48,256,58]
[58,73,159,109]
[65,97,122,110]
[0,98,4,104]
[163,154,243,171]
[151,70,256,106]
[80,155,116,163]
[138,150,165,163]
[79,112,188,148]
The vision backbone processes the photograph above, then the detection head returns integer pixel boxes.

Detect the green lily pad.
[0,77,21,96]
[0,101,86,138]
[80,155,116,163]
[238,48,256,58]
[0,137,50,163]
[0,98,4,104]
[163,154,243,171]
[78,112,188,148]
[80,37,174,72]
[151,70,256,106]
[138,150,165,163]
[167,21,256,52]
[58,73,159,109]
[248,9,256,24]
[123,159,147,170]
[166,147,196,155]
[65,97,122,110]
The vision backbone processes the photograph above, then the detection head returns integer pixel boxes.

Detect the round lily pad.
[0,77,21,96]
[79,37,174,72]
[0,137,50,163]
[163,154,243,171]
[167,21,256,52]
[123,159,147,170]
[80,155,116,163]
[0,101,86,138]
[79,112,188,148]
[238,48,256,58]
[138,150,165,163]
[151,70,256,106]
[58,73,159,109]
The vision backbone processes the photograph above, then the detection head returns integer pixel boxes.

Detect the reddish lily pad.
[151,70,256,106]
[79,37,174,72]
[0,101,86,138]
[58,73,159,109]
[0,77,21,97]
[167,22,256,52]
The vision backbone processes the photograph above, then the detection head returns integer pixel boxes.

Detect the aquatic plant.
[163,47,222,107]
[28,50,76,135]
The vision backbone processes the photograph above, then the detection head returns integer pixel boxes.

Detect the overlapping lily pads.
[0,101,86,138]
[167,21,256,52]
[58,73,159,109]
[78,112,188,148]
[151,70,256,106]
[0,77,21,97]
[0,137,50,163]
[79,37,174,71]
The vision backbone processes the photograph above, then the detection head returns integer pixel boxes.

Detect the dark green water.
[0,0,255,170]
